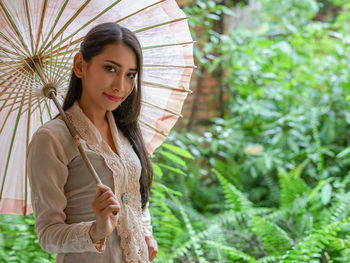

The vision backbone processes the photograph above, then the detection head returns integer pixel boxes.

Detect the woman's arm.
[27,128,104,254]
[141,201,153,237]
[142,201,158,261]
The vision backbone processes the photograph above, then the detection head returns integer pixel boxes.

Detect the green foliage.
[214,169,253,211]
[278,166,309,207]
[0,214,55,263]
[3,0,350,262]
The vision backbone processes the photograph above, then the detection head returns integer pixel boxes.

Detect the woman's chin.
[106,102,121,112]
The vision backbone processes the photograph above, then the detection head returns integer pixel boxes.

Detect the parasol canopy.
[0,0,194,215]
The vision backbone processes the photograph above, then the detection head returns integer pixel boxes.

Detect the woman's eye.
[105,66,116,72]
[128,73,136,79]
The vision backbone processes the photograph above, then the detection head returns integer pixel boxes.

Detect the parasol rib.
[0,0,30,55]
[114,0,166,24]
[0,32,28,58]
[142,80,192,93]
[24,81,33,215]
[48,14,189,57]
[39,0,91,55]
[34,0,47,54]
[0,46,24,58]
[142,41,195,50]
[43,0,167,56]
[0,63,41,88]
[0,95,25,201]
[24,0,35,55]
[133,17,188,34]
[11,96,41,117]
[37,0,69,55]
[50,35,79,85]
[141,99,183,117]
[138,119,166,136]
[42,0,122,57]
[144,64,196,69]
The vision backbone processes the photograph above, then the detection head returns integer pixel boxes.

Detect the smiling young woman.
[75,42,137,122]
[27,23,158,263]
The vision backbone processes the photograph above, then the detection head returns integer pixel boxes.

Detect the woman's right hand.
[89,184,120,242]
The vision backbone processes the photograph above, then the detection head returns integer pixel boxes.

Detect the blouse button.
[122,192,131,204]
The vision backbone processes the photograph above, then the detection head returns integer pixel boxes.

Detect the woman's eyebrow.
[105,60,137,71]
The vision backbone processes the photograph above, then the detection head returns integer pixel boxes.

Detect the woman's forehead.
[97,43,137,69]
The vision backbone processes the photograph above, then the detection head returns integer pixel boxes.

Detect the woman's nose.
[112,75,124,91]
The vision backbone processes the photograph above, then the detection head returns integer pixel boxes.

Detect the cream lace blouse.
[27,101,152,263]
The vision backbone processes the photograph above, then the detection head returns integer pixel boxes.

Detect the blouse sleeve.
[27,128,104,254]
[141,201,153,237]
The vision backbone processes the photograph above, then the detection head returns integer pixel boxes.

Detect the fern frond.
[257,255,281,263]
[150,182,184,261]
[165,198,208,224]
[328,235,350,251]
[318,193,350,227]
[264,207,290,221]
[278,168,309,207]
[281,216,350,262]
[311,116,324,177]
[172,197,209,263]
[205,240,257,262]
[263,173,281,206]
[214,169,253,212]
[251,216,294,255]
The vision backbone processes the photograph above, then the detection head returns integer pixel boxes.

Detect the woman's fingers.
[94,184,109,197]
[100,204,120,218]
[96,197,120,213]
[149,243,158,261]
[95,193,117,207]
[145,236,158,262]
[92,184,120,215]
[95,185,113,199]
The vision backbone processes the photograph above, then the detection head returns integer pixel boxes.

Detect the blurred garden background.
[2,0,350,262]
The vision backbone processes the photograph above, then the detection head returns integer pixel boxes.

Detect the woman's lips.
[104,93,123,102]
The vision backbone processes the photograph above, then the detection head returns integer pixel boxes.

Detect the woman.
[27,23,158,263]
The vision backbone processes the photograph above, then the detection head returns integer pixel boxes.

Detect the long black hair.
[63,23,152,210]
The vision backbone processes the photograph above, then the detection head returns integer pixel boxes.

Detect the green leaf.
[159,151,187,167]
[251,216,293,255]
[307,178,332,202]
[336,147,350,159]
[321,184,332,205]
[161,143,194,159]
[214,169,252,211]
[152,163,163,178]
[158,163,186,176]
[278,168,309,207]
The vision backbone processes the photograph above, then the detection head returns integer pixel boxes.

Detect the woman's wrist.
[89,221,104,242]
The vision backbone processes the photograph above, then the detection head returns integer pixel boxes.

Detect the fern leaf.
[214,169,253,212]
[251,216,294,255]
[281,217,350,262]
[278,168,309,207]
[318,192,350,227]
[205,240,257,262]
[173,197,209,263]
[257,255,281,263]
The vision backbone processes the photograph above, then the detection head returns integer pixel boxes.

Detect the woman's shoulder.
[33,117,69,138]
[29,118,77,163]
[30,118,74,150]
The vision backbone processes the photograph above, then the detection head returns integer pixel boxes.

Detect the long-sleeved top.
[27,101,152,263]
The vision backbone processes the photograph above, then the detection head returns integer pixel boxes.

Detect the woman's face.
[75,42,137,113]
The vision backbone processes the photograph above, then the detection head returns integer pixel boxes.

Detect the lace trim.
[65,102,148,262]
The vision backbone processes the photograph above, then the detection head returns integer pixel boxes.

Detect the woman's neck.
[78,99,108,129]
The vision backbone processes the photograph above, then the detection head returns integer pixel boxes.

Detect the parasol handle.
[48,90,118,215]
[44,86,103,186]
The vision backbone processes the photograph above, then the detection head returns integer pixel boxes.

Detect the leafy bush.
[2,0,350,262]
